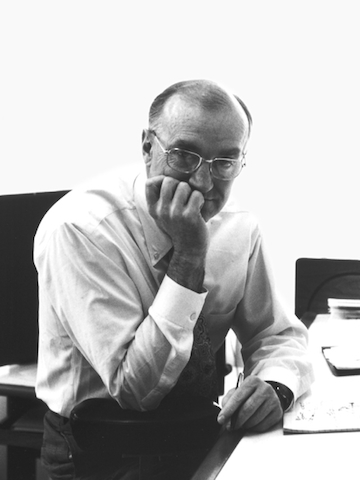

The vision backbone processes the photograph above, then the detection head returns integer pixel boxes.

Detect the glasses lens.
[212,159,242,180]
[167,149,200,173]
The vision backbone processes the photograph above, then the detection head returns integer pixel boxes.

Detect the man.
[34,79,313,479]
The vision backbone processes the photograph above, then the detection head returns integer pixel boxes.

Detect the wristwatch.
[266,381,294,412]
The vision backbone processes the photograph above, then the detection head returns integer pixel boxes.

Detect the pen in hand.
[230,371,244,430]
[217,370,245,428]
[236,371,244,389]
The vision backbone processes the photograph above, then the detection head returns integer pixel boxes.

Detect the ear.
[142,129,153,166]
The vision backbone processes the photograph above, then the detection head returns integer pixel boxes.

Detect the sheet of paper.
[283,391,360,434]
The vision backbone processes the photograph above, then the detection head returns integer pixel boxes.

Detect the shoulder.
[34,166,141,255]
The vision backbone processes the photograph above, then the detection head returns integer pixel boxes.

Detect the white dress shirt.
[34,168,313,418]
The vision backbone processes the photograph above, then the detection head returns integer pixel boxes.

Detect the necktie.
[167,312,218,401]
[158,249,218,402]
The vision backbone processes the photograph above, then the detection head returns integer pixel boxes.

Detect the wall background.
[1,0,360,313]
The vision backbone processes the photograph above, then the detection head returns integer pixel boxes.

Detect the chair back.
[295,257,360,320]
[0,190,68,366]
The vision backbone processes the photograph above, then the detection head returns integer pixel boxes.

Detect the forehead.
[158,94,248,150]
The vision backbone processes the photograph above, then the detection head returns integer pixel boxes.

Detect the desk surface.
[217,315,360,480]
[0,363,36,397]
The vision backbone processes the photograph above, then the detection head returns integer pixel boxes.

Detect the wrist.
[168,252,206,293]
[266,381,294,412]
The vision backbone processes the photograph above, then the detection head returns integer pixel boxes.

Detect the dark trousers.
[41,410,207,480]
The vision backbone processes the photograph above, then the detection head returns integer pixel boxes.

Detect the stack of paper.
[322,346,360,375]
[328,298,360,319]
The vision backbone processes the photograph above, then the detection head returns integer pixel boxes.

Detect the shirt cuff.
[253,366,299,402]
[149,275,208,331]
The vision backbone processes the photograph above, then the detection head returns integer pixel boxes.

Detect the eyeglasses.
[152,133,246,181]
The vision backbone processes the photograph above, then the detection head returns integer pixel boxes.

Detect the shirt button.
[190,312,197,321]
[154,252,159,260]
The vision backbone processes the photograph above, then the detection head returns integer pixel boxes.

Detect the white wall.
[1,0,360,311]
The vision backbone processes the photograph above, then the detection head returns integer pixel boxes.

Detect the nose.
[188,161,214,194]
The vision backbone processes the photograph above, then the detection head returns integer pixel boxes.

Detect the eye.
[216,159,237,169]
[170,149,199,170]
[213,159,241,179]
[175,149,193,161]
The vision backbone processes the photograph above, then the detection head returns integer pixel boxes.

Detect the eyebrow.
[218,147,241,158]
[169,139,201,152]
[170,140,241,158]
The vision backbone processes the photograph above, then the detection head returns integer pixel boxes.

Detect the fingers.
[241,405,282,432]
[145,176,204,217]
[145,176,208,257]
[232,393,281,432]
[164,179,192,210]
[218,377,283,433]
[171,183,205,216]
[145,175,166,207]
[218,379,258,424]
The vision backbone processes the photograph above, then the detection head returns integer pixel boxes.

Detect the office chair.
[295,257,360,327]
[0,190,68,480]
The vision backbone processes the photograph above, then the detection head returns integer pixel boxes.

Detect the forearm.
[114,276,207,410]
[241,316,314,400]
[117,313,191,410]
[236,234,314,400]
[167,250,206,293]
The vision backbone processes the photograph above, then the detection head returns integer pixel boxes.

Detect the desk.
[216,315,360,480]
[0,363,45,479]
[0,363,36,399]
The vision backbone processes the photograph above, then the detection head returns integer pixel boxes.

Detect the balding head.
[148,79,252,140]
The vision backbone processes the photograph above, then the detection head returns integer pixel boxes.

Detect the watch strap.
[266,381,294,412]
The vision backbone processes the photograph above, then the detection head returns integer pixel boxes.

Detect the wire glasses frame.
[152,132,246,181]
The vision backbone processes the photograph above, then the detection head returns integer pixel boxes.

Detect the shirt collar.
[134,172,173,266]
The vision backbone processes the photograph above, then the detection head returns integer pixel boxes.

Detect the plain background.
[1,0,360,314]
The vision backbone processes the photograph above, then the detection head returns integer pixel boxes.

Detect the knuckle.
[164,176,179,189]
[178,180,190,190]
[176,182,192,200]
[160,178,173,195]
[191,189,203,200]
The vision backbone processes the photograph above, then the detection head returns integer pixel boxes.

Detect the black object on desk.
[295,257,360,326]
